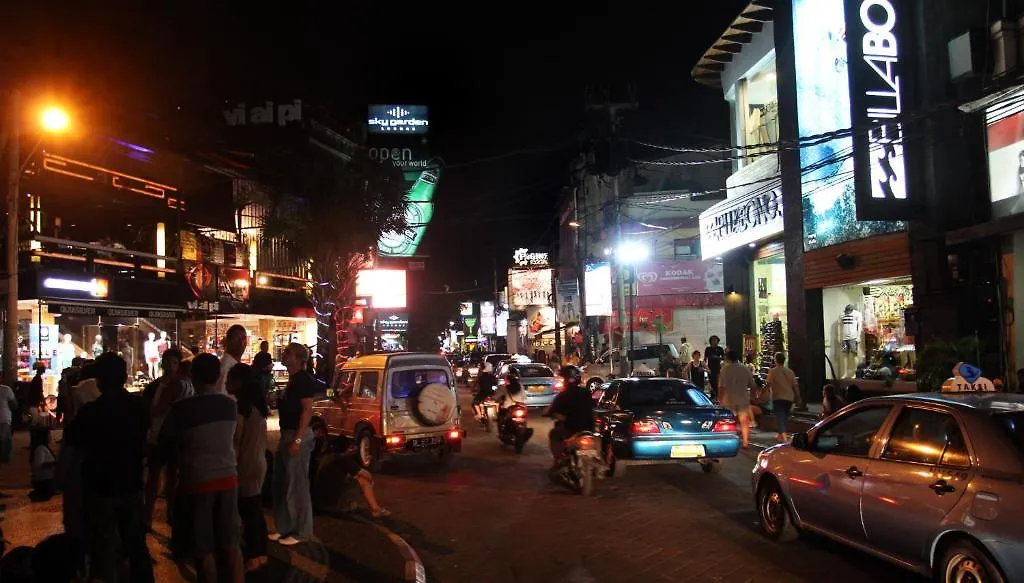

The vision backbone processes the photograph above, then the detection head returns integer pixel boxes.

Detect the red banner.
[635,260,724,296]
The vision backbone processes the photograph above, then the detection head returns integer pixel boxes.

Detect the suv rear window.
[994,412,1024,454]
[622,380,713,408]
[391,369,450,399]
[512,365,553,377]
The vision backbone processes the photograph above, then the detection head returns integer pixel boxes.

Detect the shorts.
[842,339,858,353]
[178,489,240,555]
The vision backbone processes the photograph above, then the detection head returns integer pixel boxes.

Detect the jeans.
[774,400,794,435]
[273,429,314,540]
[84,491,155,583]
[239,494,268,559]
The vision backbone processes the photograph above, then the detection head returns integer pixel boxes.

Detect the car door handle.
[929,480,956,495]
[845,466,863,478]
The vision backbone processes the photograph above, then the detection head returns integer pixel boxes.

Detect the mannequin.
[91,334,104,358]
[839,304,862,379]
[157,330,169,357]
[144,332,160,379]
[59,333,76,370]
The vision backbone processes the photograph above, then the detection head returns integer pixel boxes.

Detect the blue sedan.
[594,377,741,476]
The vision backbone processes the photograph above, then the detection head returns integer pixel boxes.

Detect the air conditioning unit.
[992,19,1018,75]
[948,28,987,81]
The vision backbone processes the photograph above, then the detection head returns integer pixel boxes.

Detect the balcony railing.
[24,235,179,278]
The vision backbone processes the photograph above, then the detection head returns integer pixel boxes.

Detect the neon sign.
[377,168,438,257]
[42,153,183,209]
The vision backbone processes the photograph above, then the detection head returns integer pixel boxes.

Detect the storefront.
[804,232,915,392]
[18,270,186,393]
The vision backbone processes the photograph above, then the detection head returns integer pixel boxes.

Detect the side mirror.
[791,432,810,450]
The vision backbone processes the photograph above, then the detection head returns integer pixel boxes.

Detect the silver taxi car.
[752,392,1024,582]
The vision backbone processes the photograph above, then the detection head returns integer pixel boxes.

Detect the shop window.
[752,254,787,373]
[673,239,699,259]
[823,282,915,383]
[730,54,779,169]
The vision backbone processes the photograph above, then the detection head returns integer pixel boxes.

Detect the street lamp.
[615,240,649,375]
[3,95,72,384]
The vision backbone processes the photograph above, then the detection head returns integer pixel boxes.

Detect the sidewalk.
[0,429,414,583]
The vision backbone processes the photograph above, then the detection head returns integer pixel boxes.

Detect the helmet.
[559,365,583,387]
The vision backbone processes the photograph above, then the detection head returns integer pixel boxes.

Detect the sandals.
[371,507,392,519]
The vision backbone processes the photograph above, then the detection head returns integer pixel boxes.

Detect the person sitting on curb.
[309,421,390,519]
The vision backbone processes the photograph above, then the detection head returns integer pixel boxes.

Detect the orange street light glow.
[40,107,70,132]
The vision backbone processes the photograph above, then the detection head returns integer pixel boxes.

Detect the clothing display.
[759,319,784,374]
[144,333,160,379]
[840,305,862,341]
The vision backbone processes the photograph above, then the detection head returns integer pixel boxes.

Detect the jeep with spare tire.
[312,352,464,471]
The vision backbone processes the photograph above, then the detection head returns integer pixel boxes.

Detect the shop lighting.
[616,241,650,264]
[42,277,108,298]
[568,220,580,228]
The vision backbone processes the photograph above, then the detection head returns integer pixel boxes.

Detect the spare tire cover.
[414,383,457,426]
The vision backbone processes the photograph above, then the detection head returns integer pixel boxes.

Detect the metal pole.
[628,265,635,375]
[614,178,628,378]
[4,91,20,385]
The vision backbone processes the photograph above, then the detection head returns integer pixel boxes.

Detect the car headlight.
[755,450,769,470]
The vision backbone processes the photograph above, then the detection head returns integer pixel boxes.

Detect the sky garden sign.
[513,248,549,268]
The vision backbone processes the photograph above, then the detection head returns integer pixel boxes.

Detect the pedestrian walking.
[159,353,244,583]
[269,342,317,547]
[226,363,270,572]
[143,348,189,529]
[217,324,248,393]
[703,336,725,399]
[0,380,18,466]
[63,352,154,583]
[681,351,706,393]
[765,352,799,442]
[717,349,758,449]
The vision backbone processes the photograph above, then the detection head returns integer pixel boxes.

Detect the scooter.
[496,403,533,454]
[478,397,499,432]
[551,431,608,496]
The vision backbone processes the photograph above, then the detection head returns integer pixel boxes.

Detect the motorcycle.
[478,397,499,432]
[551,430,608,496]
[496,402,533,454]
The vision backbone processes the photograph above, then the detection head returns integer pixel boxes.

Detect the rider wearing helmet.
[544,365,595,460]
[493,367,524,409]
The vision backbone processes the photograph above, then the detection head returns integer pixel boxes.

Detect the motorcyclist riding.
[493,368,525,432]
[472,362,497,420]
[544,365,595,468]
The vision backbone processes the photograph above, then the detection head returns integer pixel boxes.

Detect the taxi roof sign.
[942,362,997,393]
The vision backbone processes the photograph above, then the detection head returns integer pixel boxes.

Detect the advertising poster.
[792,0,903,250]
[480,301,496,335]
[459,302,474,316]
[584,263,612,316]
[526,306,555,338]
[988,110,1024,219]
[635,260,723,295]
[555,279,581,322]
[496,308,509,337]
[508,269,552,308]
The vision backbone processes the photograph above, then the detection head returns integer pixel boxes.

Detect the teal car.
[594,377,741,476]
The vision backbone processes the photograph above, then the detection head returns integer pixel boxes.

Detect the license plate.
[670,444,706,458]
[411,436,442,448]
[527,385,547,393]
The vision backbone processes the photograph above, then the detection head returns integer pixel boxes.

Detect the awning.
[691,1,775,88]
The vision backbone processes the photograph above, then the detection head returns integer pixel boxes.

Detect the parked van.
[312,352,463,470]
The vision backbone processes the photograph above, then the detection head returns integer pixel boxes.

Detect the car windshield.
[513,365,553,377]
[391,369,450,399]
[994,412,1024,454]
[622,380,713,408]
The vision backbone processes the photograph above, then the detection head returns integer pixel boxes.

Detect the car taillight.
[631,420,661,435]
[448,429,462,440]
[554,379,565,392]
[385,434,405,446]
[712,419,737,433]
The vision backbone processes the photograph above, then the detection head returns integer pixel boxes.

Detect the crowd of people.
[0,324,387,583]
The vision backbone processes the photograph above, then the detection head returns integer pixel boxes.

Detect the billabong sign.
[223,100,303,127]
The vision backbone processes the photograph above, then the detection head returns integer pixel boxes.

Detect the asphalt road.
[362,388,924,583]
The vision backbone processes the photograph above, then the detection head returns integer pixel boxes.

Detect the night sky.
[3,1,747,345]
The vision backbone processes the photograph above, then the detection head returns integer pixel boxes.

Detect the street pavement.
[363,385,923,583]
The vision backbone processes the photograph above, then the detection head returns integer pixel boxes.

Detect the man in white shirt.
[0,382,18,463]
[216,324,248,393]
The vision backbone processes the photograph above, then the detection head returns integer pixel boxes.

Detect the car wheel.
[941,539,1006,583]
[357,431,383,472]
[586,378,601,391]
[757,478,795,541]
[700,459,721,474]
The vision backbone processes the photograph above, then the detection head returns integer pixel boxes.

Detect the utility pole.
[585,87,637,378]
[3,92,19,386]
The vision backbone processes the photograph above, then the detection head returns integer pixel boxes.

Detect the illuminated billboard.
[508,269,552,308]
[480,302,496,335]
[793,0,903,250]
[584,263,612,316]
[367,105,430,135]
[355,269,407,309]
[988,110,1024,218]
[377,167,439,257]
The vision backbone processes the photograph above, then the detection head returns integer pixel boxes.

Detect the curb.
[351,516,426,583]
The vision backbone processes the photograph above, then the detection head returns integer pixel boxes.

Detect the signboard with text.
[508,269,552,308]
[367,105,430,135]
[555,279,581,322]
[698,188,784,259]
[636,260,724,296]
